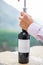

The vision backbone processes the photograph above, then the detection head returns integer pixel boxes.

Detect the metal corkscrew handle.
[22,0,27,32]
[23,0,26,12]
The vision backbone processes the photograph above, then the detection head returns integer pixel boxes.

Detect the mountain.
[0,0,21,31]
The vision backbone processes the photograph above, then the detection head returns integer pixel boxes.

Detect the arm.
[19,12,43,42]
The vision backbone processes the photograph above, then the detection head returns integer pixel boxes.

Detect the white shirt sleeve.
[27,23,43,42]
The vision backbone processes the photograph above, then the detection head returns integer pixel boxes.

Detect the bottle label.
[18,39,30,53]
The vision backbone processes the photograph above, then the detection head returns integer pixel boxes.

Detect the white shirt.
[27,23,43,42]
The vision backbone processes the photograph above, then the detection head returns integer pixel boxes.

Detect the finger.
[20,23,26,31]
[20,22,24,29]
[20,21,26,28]
[21,12,25,16]
[19,19,21,23]
[20,20,29,30]
[19,16,23,20]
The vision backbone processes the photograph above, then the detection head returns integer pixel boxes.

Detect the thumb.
[21,12,25,16]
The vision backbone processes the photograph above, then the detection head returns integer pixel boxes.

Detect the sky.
[3,0,43,25]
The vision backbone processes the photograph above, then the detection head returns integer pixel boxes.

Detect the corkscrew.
[23,0,27,12]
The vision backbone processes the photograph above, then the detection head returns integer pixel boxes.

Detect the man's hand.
[19,12,33,31]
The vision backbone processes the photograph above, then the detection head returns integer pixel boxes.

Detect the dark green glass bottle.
[18,30,30,64]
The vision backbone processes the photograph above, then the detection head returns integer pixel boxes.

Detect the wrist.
[26,21,33,31]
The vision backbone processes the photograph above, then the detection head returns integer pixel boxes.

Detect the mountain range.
[0,0,21,31]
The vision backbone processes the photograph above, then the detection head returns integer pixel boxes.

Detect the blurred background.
[0,0,43,52]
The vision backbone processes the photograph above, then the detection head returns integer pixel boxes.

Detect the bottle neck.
[22,29,30,37]
[22,29,27,33]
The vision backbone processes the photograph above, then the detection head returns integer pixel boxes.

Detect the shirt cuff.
[27,23,41,38]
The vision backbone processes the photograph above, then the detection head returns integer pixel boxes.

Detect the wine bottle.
[18,0,30,64]
[18,30,30,64]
